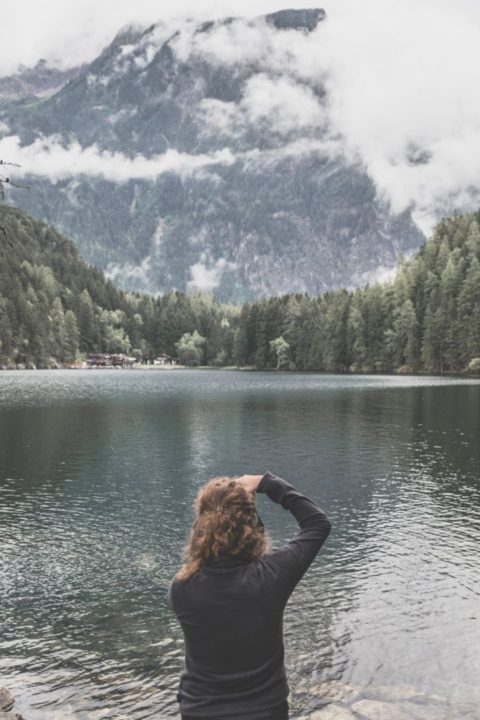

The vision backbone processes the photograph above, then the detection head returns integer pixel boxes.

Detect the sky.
[0,0,329,75]
[2,0,480,236]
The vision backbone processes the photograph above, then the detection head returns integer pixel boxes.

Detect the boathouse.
[86,353,136,368]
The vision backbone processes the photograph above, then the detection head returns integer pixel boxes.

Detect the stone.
[310,704,356,719]
[353,698,453,720]
[0,688,25,720]
[352,699,423,720]
[0,690,14,712]
[365,684,446,703]
[396,702,447,720]
[309,680,360,703]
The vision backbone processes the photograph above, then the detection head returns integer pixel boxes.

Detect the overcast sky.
[0,0,329,75]
[2,0,480,235]
[2,0,478,76]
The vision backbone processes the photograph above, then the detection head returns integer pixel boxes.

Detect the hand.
[235,474,264,494]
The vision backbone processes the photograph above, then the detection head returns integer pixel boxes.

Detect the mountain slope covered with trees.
[0,205,479,373]
[0,205,238,368]
[237,212,480,373]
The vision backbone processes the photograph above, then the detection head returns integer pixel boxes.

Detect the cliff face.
[1,9,423,302]
[0,60,84,104]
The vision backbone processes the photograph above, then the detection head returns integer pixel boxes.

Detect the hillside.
[0,204,478,373]
[0,205,237,368]
[233,212,480,373]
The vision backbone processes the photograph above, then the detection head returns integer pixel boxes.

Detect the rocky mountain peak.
[265,8,326,31]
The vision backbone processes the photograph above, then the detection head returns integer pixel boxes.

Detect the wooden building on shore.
[86,353,136,368]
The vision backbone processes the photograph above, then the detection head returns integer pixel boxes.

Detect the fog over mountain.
[2,5,476,300]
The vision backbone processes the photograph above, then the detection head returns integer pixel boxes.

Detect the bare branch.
[0,160,31,246]
[6,179,31,190]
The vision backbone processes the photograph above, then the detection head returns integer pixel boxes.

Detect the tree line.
[1,205,479,374]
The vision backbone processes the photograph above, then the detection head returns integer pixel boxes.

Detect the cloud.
[198,74,326,138]
[316,0,480,230]
[187,254,238,291]
[242,74,325,132]
[172,14,326,84]
[240,138,342,171]
[0,134,236,182]
[351,263,401,289]
[0,132,340,186]
[0,1,328,77]
[4,1,480,235]
[188,1,480,232]
[105,256,156,293]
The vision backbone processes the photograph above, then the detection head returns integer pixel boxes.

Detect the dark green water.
[0,370,479,720]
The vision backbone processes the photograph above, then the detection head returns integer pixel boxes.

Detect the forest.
[1,204,479,374]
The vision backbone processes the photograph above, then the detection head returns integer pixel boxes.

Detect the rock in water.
[351,699,424,720]
[310,705,356,719]
[0,690,14,712]
[0,687,25,720]
[309,680,360,703]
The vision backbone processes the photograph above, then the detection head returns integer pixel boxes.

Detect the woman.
[167,470,332,720]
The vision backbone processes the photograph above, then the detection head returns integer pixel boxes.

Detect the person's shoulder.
[256,544,300,572]
[253,548,286,574]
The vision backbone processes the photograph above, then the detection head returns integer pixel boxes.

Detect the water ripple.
[0,371,479,718]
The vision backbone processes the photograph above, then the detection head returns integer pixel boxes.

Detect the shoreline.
[0,364,479,380]
[2,681,475,720]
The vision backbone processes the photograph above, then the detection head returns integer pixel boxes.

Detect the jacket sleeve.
[256,471,332,599]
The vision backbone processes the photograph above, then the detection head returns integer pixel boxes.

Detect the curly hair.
[175,476,272,582]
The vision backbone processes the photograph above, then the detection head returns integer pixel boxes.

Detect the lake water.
[0,369,479,720]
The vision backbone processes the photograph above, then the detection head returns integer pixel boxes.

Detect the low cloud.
[199,73,326,138]
[0,1,329,77]
[0,133,339,185]
[105,256,157,294]
[351,263,401,289]
[242,74,325,133]
[0,134,236,182]
[187,254,238,291]
[240,138,342,171]
[315,0,480,231]
[172,14,326,84]
[3,1,480,235]
[185,1,480,233]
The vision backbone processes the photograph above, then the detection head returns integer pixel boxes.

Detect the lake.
[0,369,479,720]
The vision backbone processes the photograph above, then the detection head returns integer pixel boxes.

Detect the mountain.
[0,205,238,368]
[1,204,478,373]
[0,204,143,368]
[1,8,424,303]
[0,59,84,104]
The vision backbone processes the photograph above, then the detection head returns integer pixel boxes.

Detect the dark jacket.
[167,471,332,718]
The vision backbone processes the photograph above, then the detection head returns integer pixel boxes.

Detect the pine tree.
[50,297,67,362]
[347,294,368,371]
[64,310,80,362]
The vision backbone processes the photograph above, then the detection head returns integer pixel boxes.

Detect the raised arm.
[256,470,332,599]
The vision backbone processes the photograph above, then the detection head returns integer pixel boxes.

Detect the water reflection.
[0,370,479,719]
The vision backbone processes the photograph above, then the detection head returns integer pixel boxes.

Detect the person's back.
[168,470,332,719]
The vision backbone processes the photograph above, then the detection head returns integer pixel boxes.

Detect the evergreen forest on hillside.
[1,204,479,374]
